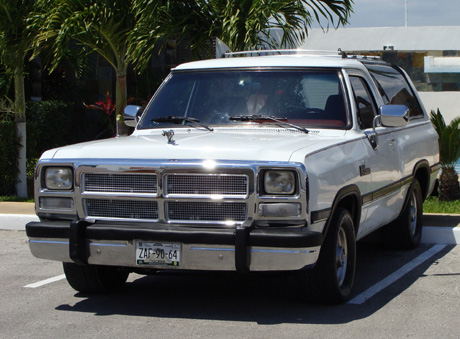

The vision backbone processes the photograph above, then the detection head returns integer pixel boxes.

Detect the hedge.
[0,120,20,195]
[26,100,73,161]
[0,101,74,196]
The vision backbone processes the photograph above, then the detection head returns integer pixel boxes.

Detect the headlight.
[264,170,296,195]
[45,167,73,190]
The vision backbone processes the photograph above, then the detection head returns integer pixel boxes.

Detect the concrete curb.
[421,226,460,245]
[0,214,39,231]
[421,213,460,245]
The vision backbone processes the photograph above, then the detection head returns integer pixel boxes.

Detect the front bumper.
[26,220,322,272]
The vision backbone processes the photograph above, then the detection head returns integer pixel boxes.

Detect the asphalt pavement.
[2,202,458,338]
[0,202,459,244]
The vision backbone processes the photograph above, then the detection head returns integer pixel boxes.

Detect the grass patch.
[423,196,460,214]
[0,196,34,203]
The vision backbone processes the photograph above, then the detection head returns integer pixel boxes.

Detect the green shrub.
[26,100,73,160]
[25,101,74,197]
[0,120,20,195]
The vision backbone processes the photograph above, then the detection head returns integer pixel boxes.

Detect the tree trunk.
[115,65,128,136]
[439,167,460,201]
[30,56,42,102]
[14,65,27,197]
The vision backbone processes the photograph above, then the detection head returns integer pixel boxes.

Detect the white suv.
[26,50,440,303]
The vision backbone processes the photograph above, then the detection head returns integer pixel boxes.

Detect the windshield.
[138,70,348,129]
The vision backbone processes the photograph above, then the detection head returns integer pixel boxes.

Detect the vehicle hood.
[42,127,347,163]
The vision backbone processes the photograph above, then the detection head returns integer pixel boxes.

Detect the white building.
[218,26,460,123]
[301,26,460,123]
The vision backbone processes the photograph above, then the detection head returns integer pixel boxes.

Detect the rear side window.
[349,76,377,130]
[366,64,423,118]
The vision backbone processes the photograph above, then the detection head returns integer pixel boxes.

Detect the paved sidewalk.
[0,202,459,244]
[0,202,35,215]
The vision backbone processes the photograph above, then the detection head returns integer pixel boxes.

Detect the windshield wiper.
[151,116,213,131]
[229,115,309,134]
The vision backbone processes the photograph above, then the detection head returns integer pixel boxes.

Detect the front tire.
[300,207,356,304]
[63,263,129,293]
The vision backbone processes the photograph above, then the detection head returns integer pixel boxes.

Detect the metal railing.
[224,48,380,60]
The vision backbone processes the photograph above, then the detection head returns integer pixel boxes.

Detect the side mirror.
[379,104,409,127]
[365,105,410,150]
[124,105,143,128]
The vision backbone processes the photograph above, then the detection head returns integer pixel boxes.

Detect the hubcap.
[336,227,348,286]
[409,191,417,236]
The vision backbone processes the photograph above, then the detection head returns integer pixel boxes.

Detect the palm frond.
[431,109,460,168]
[0,0,36,68]
[128,0,354,71]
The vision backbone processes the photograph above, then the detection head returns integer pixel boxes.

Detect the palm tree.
[0,0,36,197]
[430,109,460,201]
[31,0,353,136]
[30,0,138,136]
[129,0,354,70]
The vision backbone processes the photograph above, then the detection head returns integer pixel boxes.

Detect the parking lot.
[1,228,459,339]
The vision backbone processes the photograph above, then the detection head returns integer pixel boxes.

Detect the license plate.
[136,241,181,266]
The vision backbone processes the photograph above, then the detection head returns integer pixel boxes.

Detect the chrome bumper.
[26,220,322,272]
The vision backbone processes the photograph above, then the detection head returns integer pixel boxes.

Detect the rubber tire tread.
[300,207,356,304]
[381,179,423,250]
[63,262,129,293]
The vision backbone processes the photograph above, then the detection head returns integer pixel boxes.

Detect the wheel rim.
[336,226,348,287]
[409,190,418,236]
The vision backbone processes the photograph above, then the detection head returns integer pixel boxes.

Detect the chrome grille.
[83,173,158,194]
[167,201,246,222]
[165,174,248,197]
[84,199,158,220]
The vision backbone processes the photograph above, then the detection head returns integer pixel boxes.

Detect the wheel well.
[336,195,360,236]
[414,163,430,201]
[322,185,362,238]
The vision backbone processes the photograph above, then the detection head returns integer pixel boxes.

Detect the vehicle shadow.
[55,242,453,325]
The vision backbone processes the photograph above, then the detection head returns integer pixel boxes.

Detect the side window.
[349,76,377,130]
[366,64,423,118]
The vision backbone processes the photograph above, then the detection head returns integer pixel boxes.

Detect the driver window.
[349,76,377,130]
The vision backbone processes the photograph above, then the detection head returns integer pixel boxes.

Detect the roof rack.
[224,49,343,58]
[224,49,380,60]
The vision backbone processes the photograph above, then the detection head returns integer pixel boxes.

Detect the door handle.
[386,138,396,150]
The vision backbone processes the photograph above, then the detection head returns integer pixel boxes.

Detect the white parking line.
[24,274,66,288]
[348,244,447,304]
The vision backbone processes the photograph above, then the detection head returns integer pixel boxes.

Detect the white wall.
[215,27,460,124]
[218,26,460,55]
[301,26,460,51]
[418,92,460,123]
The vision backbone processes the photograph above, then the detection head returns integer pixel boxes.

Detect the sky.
[339,0,460,28]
